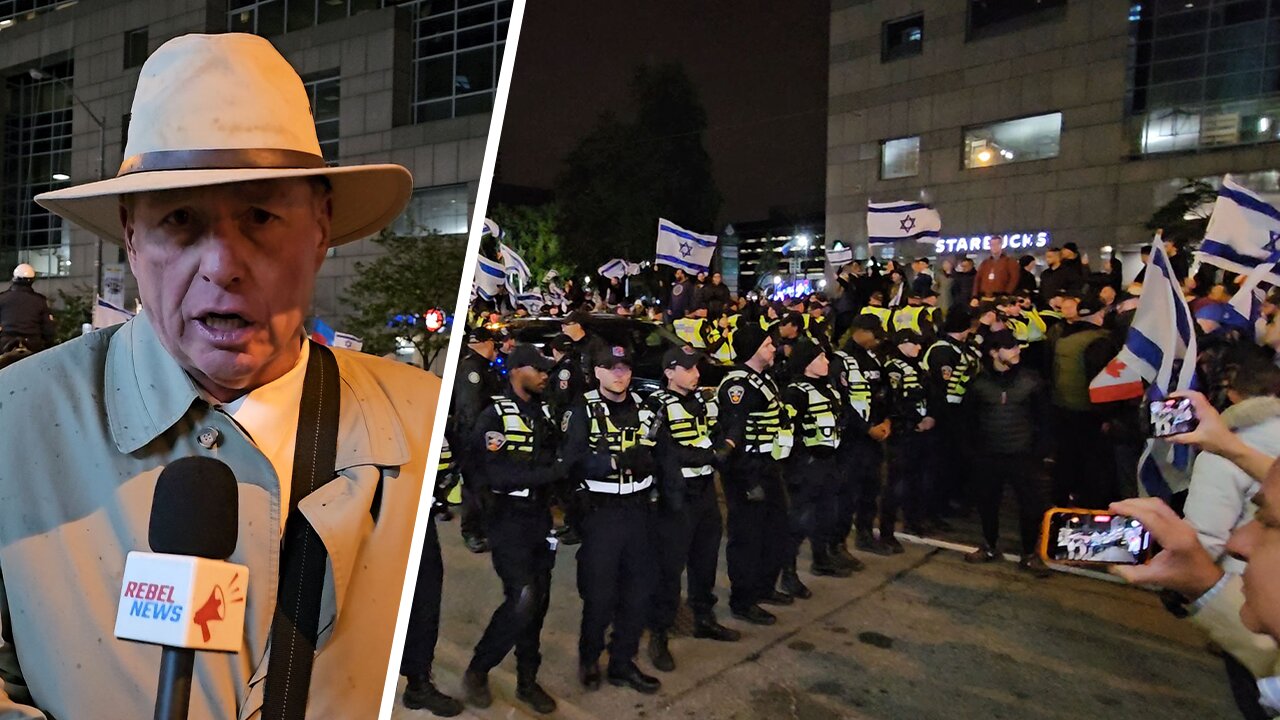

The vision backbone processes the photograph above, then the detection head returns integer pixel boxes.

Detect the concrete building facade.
[0,0,505,321]
[827,0,1280,266]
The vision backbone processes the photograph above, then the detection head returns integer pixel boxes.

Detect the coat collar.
[105,315,409,469]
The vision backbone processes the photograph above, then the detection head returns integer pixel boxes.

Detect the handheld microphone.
[114,457,249,720]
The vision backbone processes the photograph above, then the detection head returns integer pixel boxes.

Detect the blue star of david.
[679,241,693,258]
[900,215,916,233]
[1265,231,1280,254]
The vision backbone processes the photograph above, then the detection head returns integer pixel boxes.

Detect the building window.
[302,71,340,165]
[0,0,62,30]
[227,0,383,36]
[1127,0,1280,155]
[882,14,923,62]
[392,184,469,235]
[1,64,73,277]
[967,0,1067,40]
[124,27,149,69]
[407,0,511,123]
[880,136,920,179]
[963,112,1062,169]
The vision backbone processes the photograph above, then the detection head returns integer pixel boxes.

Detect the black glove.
[616,445,655,478]
[745,484,766,502]
[712,441,734,467]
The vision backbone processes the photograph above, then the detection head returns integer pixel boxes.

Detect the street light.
[30,67,106,298]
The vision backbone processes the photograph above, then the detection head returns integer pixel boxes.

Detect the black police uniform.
[562,378,659,690]
[882,347,934,544]
[781,373,844,579]
[644,385,730,641]
[0,282,55,353]
[465,386,563,691]
[832,342,890,551]
[922,335,980,517]
[716,364,791,618]
[451,346,503,546]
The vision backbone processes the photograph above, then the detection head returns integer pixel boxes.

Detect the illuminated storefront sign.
[934,231,1051,255]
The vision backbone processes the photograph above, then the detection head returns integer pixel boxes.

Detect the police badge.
[727,385,745,404]
[561,410,572,433]
[485,431,507,452]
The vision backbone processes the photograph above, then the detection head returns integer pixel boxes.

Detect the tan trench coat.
[0,315,437,719]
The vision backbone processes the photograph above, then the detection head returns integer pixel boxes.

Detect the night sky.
[497,0,830,226]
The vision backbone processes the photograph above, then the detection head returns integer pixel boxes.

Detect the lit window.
[882,14,923,62]
[408,0,511,123]
[964,112,1062,169]
[392,184,470,236]
[880,136,920,179]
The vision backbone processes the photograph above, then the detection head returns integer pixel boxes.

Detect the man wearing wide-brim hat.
[0,33,442,718]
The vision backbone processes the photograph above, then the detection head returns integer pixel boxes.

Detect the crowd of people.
[400,233,1280,718]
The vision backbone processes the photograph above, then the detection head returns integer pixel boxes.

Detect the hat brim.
[35,164,413,247]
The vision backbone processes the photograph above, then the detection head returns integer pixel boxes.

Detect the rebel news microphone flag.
[115,457,248,720]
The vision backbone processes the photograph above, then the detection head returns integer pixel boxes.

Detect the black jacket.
[964,363,1046,455]
[0,283,55,343]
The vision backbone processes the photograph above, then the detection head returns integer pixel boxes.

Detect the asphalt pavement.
[393,508,1240,720]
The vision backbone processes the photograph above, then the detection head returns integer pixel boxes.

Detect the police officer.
[881,328,936,551]
[645,346,739,673]
[922,309,979,522]
[834,315,893,557]
[558,310,601,545]
[767,311,806,381]
[544,333,584,420]
[452,326,502,553]
[0,264,55,354]
[858,290,892,331]
[673,302,725,353]
[780,338,850,598]
[463,344,565,715]
[563,343,662,694]
[400,440,465,716]
[716,325,793,625]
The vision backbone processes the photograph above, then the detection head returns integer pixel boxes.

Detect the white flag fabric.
[499,242,531,283]
[827,246,854,267]
[474,255,506,300]
[1199,174,1280,285]
[482,218,501,238]
[866,201,942,244]
[655,219,717,274]
[517,288,545,312]
[92,296,135,329]
[1226,250,1280,341]
[332,332,363,352]
[1089,240,1197,404]
[598,258,640,279]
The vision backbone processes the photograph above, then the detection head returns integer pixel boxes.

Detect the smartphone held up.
[1040,509,1155,566]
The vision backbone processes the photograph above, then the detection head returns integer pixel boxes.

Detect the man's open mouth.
[198,312,251,330]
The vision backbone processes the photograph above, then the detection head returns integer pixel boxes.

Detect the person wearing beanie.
[768,311,808,380]
[962,330,1052,577]
[881,328,937,550]
[0,263,56,354]
[715,325,793,625]
[780,338,855,595]
[922,308,980,523]
[452,325,503,554]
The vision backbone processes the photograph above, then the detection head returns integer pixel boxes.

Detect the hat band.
[118,148,327,175]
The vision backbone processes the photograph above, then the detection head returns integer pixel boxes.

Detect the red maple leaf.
[1104,358,1127,378]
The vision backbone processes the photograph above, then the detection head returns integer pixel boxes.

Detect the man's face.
[992,344,1021,367]
[665,364,700,393]
[751,336,776,368]
[806,351,829,378]
[990,236,1004,256]
[1227,461,1280,638]
[512,365,549,395]
[1046,250,1060,266]
[563,320,585,341]
[1100,286,1117,305]
[961,259,974,272]
[780,323,799,340]
[853,329,879,350]
[471,339,497,361]
[712,272,722,285]
[121,178,331,401]
[594,363,632,394]
[1060,297,1080,320]
[898,340,921,358]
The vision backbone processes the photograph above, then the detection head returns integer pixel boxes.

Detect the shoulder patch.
[941,366,954,381]
[561,410,572,432]
[559,368,571,380]
[673,284,684,296]
[468,371,481,384]
[727,384,746,405]
[485,431,507,452]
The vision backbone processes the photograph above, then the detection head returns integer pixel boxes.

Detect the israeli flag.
[474,255,506,300]
[1199,174,1280,285]
[1089,241,1197,500]
[482,218,501,238]
[333,332,364,352]
[655,218,717,273]
[598,258,640,279]
[499,242,531,283]
[827,245,854,267]
[1226,249,1280,341]
[92,296,135,329]
[866,201,942,244]
[517,288,545,312]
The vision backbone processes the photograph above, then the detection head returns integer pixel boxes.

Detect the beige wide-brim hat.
[36,33,411,246]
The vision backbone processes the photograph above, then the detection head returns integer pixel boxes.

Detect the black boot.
[811,546,852,578]
[402,674,464,717]
[462,533,489,554]
[692,616,741,642]
[516,672,557,714]
[855,530,893,556]
[731,604,777,625]
[648,631,675,672]
[881,532,905,554]
[607,661,661,694]
[578,659,602,690]
[759,588,794,606]
[830,541,866,572]
[461,668,491,709]
[780,562,815,597]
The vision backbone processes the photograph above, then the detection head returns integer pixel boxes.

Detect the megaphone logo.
[193,586,225,642]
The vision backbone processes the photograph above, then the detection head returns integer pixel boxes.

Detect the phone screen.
[1150,398,1198,438]
[1045,511,1152,565]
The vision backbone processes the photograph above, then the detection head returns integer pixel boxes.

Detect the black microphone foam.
[149,456,239,560]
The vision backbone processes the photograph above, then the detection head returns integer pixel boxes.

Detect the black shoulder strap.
[263,342,340,720]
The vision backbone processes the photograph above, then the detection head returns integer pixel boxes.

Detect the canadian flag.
[1089,356,1146,403]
